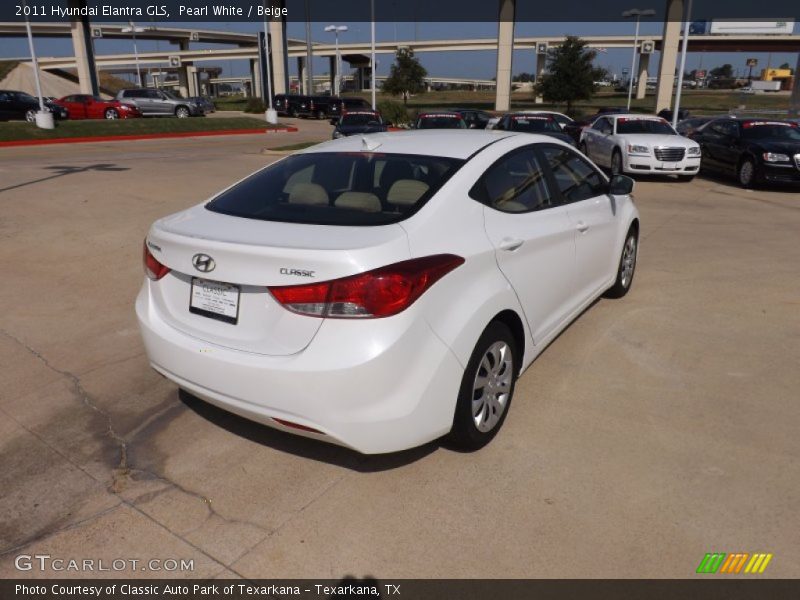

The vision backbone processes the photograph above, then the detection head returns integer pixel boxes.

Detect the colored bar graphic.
[697,553,726,574]
[720,553,749,573]
[744,553,774,574]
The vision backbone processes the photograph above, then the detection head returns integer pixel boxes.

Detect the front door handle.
[498,237,524,252]
[576,221,589,233]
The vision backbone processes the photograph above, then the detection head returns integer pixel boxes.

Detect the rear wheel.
[605,228,638,299]
[175,106,190,119]
[449,322,518,451]
[104,108,119,120]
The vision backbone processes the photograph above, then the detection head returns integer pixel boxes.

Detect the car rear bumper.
[136,282,463,454]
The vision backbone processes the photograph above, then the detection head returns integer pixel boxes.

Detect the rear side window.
[206,152,464,226]
[470,148,553,213]
[540,146,607,203]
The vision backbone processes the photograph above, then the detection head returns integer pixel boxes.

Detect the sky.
[3,20,798,83]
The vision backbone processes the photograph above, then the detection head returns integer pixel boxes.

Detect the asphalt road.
[1,128,798,579]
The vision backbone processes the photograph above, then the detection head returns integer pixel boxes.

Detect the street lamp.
[121,20,145,87]
[672,0,694,128]
[22,0,53,129]
[622,8,655,110]
[324,25,348,96]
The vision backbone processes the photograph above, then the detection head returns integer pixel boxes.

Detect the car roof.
[302,130,520,159]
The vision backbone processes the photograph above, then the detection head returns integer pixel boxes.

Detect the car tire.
[579,141,588,156]
[738,158,756,188]
[25,109,36,123]
[289,107,299,118]
[448,321,518,451]
[604,227,638,299]
[104,109,119,120]
[677,174,695,182]
[611,149,623,176]
[175,106,190,119]
[316,109,326,120]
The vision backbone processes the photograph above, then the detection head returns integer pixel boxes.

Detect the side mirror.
[608,174,634,195]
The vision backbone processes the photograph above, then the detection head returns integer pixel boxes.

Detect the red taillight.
[269,254,464,319]
[273,418,324,434]
[143,241,170,281]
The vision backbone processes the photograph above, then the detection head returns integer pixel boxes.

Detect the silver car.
[115,89,204,118]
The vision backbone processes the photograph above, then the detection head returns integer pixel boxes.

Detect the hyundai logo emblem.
[192,253,216,273]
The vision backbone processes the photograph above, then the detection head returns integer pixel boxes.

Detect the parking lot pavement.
[1,136,798,579]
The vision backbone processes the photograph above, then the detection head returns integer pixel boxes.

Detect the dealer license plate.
[190,278,240,325]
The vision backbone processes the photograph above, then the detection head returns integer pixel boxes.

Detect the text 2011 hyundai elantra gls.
[137,130,639,454]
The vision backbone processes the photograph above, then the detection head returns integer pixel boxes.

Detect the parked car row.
[0,88,210,122]
[274,94,372,119]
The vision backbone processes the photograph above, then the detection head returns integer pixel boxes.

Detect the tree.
[536,36,606,115]
[710,64,734,78]
[382,48,428,105]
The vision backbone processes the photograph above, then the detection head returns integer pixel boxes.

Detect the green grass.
[213,95,250,111]
[267,141,320,151]
[0,116,280,142]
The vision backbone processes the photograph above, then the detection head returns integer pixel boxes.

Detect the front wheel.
[175,106,190,119]
[104,109,119,120]
[611,149,624,176]
[605,228,638,299]
[677,174,695,182]
[738,158,756,188]
[25,109,36,123]
[449,322,518,451]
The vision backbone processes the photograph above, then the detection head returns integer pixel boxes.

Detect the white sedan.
[580,114,701,181]
[137,130,640,454]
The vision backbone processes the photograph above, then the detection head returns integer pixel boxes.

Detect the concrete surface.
[0,128,798,580]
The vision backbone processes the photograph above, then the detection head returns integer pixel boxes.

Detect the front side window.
[206,152,464,226]
[470,149,553,213]
[540,146,607,204]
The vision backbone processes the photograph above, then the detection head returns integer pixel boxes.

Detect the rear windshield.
[417,116,466,129]
[508,117,561,133]
[206,152,464,226]
[616,118,676,135]
[741,123,800,141]
[341,113,383,126]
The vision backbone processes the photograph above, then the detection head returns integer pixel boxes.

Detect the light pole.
[622,8,655,110]
[122,21,145,87]
[672,0,693,128]
[324,25,348,96]
[370,0,376,109]
[264,9,277,123]
[22,0,53,129]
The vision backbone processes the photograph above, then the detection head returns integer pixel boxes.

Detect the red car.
[54,94,142,120]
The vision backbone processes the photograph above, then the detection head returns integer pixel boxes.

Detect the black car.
[493,113,576,146]
[564,107,629,143]
[692,117,800,187]
[328,97,373,120]
[273,94,310,118]
[676,116,716,137]
[657,108,690,122]
[450,108,494,129]
[332,110,387,139]
[0,89,69,122]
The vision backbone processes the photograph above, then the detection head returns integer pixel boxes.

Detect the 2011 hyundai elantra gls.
[137,130,640,454]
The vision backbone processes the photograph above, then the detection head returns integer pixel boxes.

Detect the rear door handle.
[576,221,589,233]
[498,238,524,252]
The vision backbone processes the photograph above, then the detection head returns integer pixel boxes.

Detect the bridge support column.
[329,56,336,94]
[250,59,262,98]
[297,57,307,94]
[636,53,650,100]
[69,1,98,95]
[269,17,288,95]
[790,52,800,117]
[655,0,683,112]
[494,0,516,111]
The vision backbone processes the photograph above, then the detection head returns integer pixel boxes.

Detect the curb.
[0,126,299,148]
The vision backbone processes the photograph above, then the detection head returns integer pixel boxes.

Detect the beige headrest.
[335,192,382,213]
[288,182,329,206]
[386,179,429,206]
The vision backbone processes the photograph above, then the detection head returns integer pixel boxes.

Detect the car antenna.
[361,136,382,152]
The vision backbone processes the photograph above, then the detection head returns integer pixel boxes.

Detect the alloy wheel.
[472,341,514,433]
[620,235,637,289]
